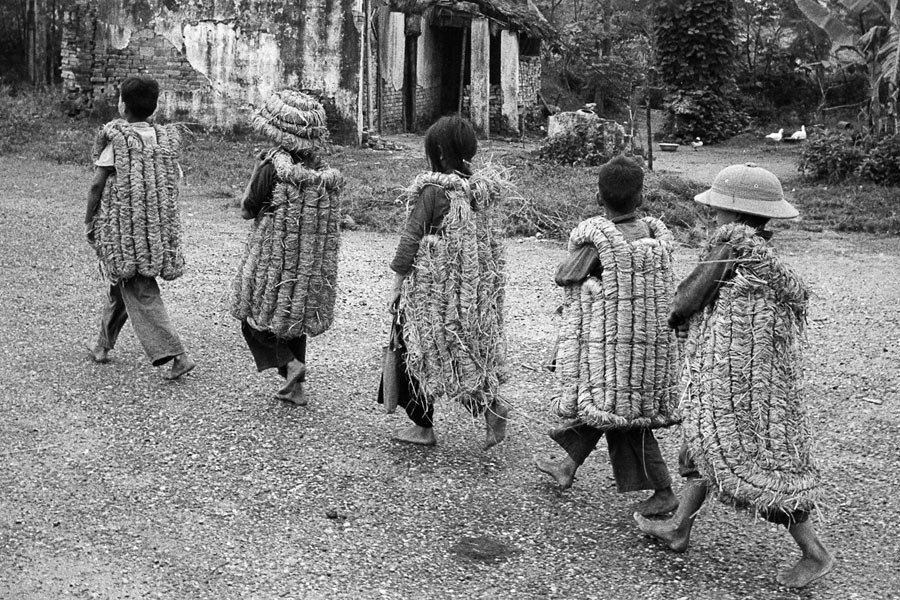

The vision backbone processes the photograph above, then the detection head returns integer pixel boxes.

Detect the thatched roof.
[389,0,555,39]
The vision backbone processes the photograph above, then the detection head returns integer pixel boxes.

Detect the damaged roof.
[388,0,555,39]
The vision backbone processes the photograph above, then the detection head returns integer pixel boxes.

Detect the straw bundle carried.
[401,171,507,415]
[681,223,819,514]
[551,216,680,430]
[90,120,184,282]
[230,150,344,339]
[250,91,329,152]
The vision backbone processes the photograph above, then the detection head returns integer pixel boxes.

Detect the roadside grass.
[3,84,897,239]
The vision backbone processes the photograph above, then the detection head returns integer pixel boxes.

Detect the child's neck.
[606,207,635,221]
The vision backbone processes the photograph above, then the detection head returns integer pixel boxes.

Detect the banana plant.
[794,0,899,134]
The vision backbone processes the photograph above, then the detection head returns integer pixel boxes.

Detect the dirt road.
[1,156,898,599]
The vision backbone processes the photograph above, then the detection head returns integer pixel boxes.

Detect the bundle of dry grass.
[681,223,819,514]
[89,120,184,282]
[250,91,328,152]
[401,171,507,415]
[230,150,344,339]
[551,216,680,430]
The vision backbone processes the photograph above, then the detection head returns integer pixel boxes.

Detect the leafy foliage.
[662,89,750,143]
[858,134,900,185]
[798,129,900,185]
[654,0,738,91]
[538,119,627,166]
[653,0,748,142]
[798,131,867,182]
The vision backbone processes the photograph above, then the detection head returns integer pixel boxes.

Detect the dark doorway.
[403,34,418,131]
[433,25,469,115]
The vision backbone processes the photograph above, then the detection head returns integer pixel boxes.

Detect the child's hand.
[387,288,401,313]
[674,323,690,339]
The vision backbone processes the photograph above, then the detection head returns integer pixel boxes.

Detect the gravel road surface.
[1,156,897,599]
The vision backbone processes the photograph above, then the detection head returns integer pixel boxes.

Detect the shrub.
[798,132,867,183]
[661,89,750,143]
[538,119,627,167]
[858,134,900,186]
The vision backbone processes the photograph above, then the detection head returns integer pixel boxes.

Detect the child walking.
[85,76,195,380]
[634,163,834,588]
[230,90,344,406]
[535,156,679,516]
[379,115,508,448]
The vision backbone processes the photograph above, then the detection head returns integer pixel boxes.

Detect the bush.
[858,134,900,186]
[538,119,627,167]
[798,131,900,185]
[661,89,750,143]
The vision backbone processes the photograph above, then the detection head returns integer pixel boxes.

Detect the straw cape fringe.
[89,119,184,282]
[551,216,681,430]
[401,170,508,416]
[230,149,344,339]
[681,222,820,515]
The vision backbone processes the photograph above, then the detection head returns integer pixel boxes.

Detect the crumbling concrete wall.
[61,0,362,135]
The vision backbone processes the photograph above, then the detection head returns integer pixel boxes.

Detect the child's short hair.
[597,155,644,212]
[120,76,160,120]
[424,115,477,176]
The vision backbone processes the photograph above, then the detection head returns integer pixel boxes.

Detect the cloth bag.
[378,311,404,413]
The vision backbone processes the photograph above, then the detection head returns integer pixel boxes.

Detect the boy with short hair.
[85,76,195,380]
[634,163,834,588]
[536,155,679,516]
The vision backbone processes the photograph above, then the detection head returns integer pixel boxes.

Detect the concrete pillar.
[499,29,519,134]
[469,17,490,136]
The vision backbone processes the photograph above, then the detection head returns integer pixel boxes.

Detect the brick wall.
[379,84,404,132]
[60,0,361,135]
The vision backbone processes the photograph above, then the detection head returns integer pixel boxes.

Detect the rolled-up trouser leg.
[549,422,604,467]
[97,283,129,349]
[605,429,673,492]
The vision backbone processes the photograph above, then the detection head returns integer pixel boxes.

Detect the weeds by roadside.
[4,84,897,239]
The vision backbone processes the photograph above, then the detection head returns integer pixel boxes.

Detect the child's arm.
[240,160,276,220]
[85,167,113,241]
[554,245,601,286]
[668,243,736,335]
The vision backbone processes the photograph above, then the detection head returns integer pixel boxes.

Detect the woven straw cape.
[401,171,507,415]
[89,119,185,282]
[230,149,344,339]
[681,223,819,514]
[250,90,328,152]
[551,216,681,430]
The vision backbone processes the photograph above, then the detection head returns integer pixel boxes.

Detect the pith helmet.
[250,90,328,152]
[694,163,798,219]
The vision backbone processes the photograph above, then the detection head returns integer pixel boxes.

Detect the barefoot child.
[379,116,508,448]
[535,156,680,516]
[230,90,344,406]
[634,164,834,588]
[85,76,195,380]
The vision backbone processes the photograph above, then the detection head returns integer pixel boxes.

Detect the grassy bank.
[3,84,897,239]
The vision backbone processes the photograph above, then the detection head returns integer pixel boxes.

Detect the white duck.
[691,137,703,150]
[789,125,807,141]
[765,128,784,142]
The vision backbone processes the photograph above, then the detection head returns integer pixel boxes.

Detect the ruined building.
[60,0,552,140]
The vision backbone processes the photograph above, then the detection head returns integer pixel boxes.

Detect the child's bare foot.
[164,353,196,380]
[483,401,508,449]
[275,361,307,405]
[776,552,835,588]
[391,425,436,446]
[634,487,679,517]
[633,512,692,552]
[534,456,576,489]
[86,343,110,364]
